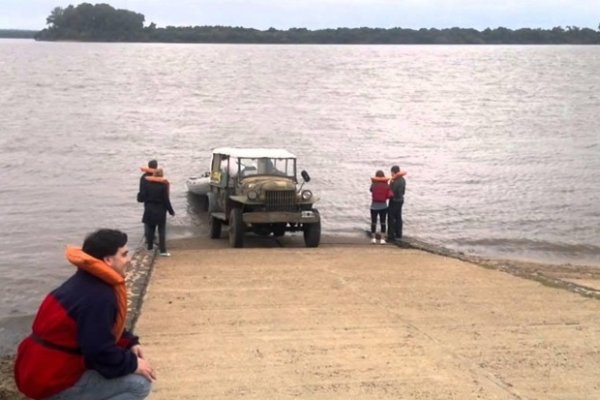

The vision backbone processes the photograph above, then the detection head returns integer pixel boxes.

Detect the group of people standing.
[369,165,406,244]
[12,159,406,400]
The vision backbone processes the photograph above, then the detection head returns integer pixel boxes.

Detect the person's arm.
[137,175,147,203]
[77,295,138,379]
[164,185,175,216]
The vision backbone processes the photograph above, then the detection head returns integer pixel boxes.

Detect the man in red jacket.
[14,229,155,400]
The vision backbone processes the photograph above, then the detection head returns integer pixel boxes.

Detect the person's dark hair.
[375,170,385,178]
[82,229,128,260]
[148,159,158,169]
[391,165,400,174]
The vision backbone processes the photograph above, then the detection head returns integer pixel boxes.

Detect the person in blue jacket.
[14,229,155,400]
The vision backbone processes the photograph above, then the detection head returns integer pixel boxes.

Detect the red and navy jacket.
[14,247,139,400]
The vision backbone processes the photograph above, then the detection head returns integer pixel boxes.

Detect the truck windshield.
[238,157,296,179]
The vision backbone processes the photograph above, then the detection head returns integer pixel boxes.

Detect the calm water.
[1,40,599,346]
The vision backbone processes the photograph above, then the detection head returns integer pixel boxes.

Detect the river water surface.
[1,40,599,351]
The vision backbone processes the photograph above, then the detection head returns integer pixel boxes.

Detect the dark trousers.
[388,200,403,240]
[145,222,166,252]
[370,208,388,234]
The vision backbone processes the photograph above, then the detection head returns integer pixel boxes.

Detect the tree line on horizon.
[6,3,600,44]
[0,29,37,38]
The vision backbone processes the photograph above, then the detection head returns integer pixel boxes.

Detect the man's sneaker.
[159,252,171,257]
[371,237,377,244]
[379,238,387,245]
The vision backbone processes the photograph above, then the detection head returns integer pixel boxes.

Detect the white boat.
[186,173,210,195]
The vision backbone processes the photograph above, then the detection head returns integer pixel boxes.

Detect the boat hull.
[186,176,210,195]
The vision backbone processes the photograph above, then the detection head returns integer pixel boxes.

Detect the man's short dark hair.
[148,159,158,169]
[391,165,400,174]
[82,229,128,260]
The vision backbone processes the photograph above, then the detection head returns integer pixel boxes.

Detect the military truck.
[206,147,321,248]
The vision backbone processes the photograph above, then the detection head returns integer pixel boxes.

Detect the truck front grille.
[265,190,296,211]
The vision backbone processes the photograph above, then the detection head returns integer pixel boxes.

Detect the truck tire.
[303,209,321,248]
[209,216,221,239]
[229,208,244,248]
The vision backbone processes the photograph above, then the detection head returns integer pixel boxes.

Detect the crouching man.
[14,229,155,400]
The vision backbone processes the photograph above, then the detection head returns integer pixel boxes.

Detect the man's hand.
[131,344,144,359]
[135,357,156,382]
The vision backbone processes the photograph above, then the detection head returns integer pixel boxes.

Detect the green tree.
[46,7,64,26]
[36,3,145,41]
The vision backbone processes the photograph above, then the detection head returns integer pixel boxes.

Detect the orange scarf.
[391,171,407,181]
[145,176,169,185]
[65,247,127,340]
[140,167,157,174]
[371,176,390,183]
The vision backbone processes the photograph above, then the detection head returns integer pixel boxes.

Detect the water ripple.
[0,41,599,321]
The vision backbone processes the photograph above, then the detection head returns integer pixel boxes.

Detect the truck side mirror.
[301,170,311,182]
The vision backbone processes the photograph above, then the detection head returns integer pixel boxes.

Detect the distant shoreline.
[3,37,600,45]
[0,30,36,39]
[6,3,600,44]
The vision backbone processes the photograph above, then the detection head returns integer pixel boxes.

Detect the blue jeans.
[47,370,152,400]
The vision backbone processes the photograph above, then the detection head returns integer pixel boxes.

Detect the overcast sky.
[1,0,599,31]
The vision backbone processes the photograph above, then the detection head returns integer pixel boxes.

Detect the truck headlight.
[300,190,313,201]
[247,190,258,201]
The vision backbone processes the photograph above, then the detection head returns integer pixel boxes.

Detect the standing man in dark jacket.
[138,160,157,249]
[14,229,155,400]
[137,159,157,203]
[142,168,175,256]
[388,165,406,242]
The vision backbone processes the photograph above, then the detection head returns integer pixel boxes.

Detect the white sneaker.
[379,238,386,245]
[159,252,171,257]
[371,238,377,244]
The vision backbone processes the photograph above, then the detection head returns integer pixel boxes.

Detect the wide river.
[1,40,599,351]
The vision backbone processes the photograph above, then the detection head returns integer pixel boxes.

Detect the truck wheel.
[303,210,321,248]
[229,208,244,248]
[209,216,221,239]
